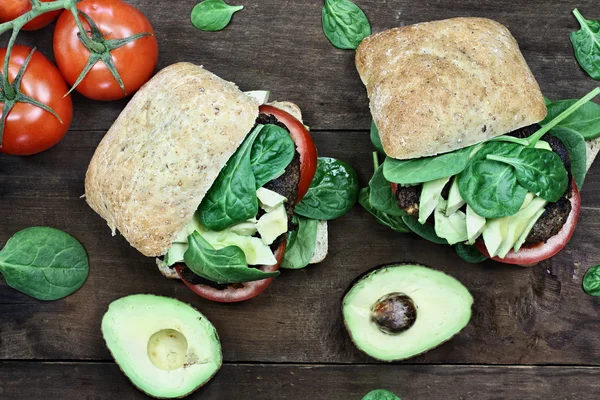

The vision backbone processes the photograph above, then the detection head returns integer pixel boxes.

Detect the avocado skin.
[342,264,474,362]
[101,294,223,399]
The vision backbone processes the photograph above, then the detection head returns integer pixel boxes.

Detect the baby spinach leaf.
[542,98,600,139]
[382,146,472,185]
[250,124,295,188]
[583,264,600,296]
[455,243,487,264]
[570,9,600,80]
[361,389,401,400]
[370,121,384,153]
[487,148,568,203]
[281,215,318,270]
[197,125,262,231]
[191,0,243,32]
[295,157,359,220]
[550,127,587,189]
[0,227,89,301]
[368,164,405,216]
[359,188,411,233]
[401,215,449,245]
[184,232,279,284]
[321,0,371,50]
[458,142,527,219]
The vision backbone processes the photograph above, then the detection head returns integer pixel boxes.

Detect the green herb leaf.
[191,0,243,32]
[321,0,371,50]
[458,142,527,219]
[368,164,405,216]
[550,127,587,189]
[250,124,296,188]
[370,121,384,153]
[570,9,600,80]
[281,215,318,270]
[197,125,262,231]
[361,389,401,400]
[487,148,568,203]
[455,243,487,263]
[583,265,600,296]
[382,146,472,185]
[0,227,89,301]
[401,215,449,245]
[295,157,359,220]
[542,98,600,140]
[184,231,279,284]
[359,188,411,233]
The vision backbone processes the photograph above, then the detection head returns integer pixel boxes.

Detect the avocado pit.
[147,329,189,371]
[371,293,417,334]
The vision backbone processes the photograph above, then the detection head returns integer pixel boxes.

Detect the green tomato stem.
[2,29,20,100]
[68,7,107,53]
[0,0,80,35]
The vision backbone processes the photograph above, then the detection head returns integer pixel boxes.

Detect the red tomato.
[0,45,73,155]
[0,0,61,31]
[259,104,318,202]
[52,0,158,101]
[475,180,581,266]
[175,240,286,303]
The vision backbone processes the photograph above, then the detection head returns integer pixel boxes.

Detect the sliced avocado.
[256,203,288,245]
[418,177,450,224]
[445,177,466,216]
[465,205,486,244]
[434,199,468,245]
[256,187,287,211]
[496,197,547,258]
[243,90,270,105]
[165,243,187,266]
[514,207,546,252]
[102,294,222,399]
[343,264,473,361]
[482,217,509,258]
[229,221,258,236]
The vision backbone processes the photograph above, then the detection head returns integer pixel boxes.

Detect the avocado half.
[343,264,473,361]
[101,294,222,398]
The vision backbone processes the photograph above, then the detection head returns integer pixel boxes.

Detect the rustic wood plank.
[3,0,598,131]
[1,362,600,399]
[2,131,600,364]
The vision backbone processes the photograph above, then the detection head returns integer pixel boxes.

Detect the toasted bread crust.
[356,18,547,159]
[85,63,259,257]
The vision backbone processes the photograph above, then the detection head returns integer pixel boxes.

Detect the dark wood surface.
[2,0,600,399]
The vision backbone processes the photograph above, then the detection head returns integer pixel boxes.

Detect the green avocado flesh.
[101,294,222,399]
[343,264,473,361]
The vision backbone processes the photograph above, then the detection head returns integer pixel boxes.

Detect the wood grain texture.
[2,362,600,400]
[2,0,598,131]
[2,131,600,365]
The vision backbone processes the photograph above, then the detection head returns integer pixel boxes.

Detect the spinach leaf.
[295,157,359,220]
[382,146,472,185]
[370,121,384,153]
[281,215,318,270]
[401,215,449,245]
[368,164,405,216]
[542,98,600,139]
[458,142,527,219]
[487,148,568,202]
[197,125,262,231]
[455,243,487,263]
[321,0,371,50]
[550,127,587,189]
[361,389,401,400]
[0,227,89,301]
[191,0,243,32]
[250,124,295,188]
[184,231,279,284]
[359,188,411,233]
[570,9,600,80]
[583,264,600,296]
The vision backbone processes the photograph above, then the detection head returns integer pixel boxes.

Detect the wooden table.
[2,0,600,398]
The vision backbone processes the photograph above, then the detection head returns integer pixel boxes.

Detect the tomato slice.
[175,240,286,303]
[258,104,317,202]
[475,180,581,266]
